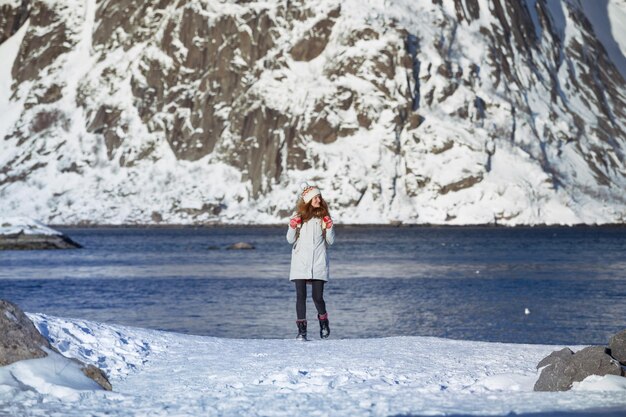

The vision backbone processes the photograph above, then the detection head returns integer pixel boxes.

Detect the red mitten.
[323,216,333,229]
[290,216,302,229]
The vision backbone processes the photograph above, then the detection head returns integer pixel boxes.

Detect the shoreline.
[49,222,626,229]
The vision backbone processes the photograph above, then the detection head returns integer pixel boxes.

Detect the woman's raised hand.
[289,216,302,229]
[323,216,333,229]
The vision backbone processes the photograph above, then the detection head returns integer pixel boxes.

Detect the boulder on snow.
[227,242,255,250]
[81,363,113,391]
[609,330,626,365]
[534,346,624,391]
[536,347,574,369]
[0,299,111,391]
[0,218,81,250]
[0,299,51,366]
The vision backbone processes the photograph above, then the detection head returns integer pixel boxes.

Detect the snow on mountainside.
[0,0,625,225]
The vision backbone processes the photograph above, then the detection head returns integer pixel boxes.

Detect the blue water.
[1,226,625,344]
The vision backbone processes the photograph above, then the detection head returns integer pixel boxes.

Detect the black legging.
[295,279,326,320]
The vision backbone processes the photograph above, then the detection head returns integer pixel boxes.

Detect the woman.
[286,183,335,341]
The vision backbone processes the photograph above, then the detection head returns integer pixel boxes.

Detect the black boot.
[318,313,330,339]
[296,320,308,341]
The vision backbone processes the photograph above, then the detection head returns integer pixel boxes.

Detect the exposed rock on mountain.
[0,0,30,45]
[0,0,625,225]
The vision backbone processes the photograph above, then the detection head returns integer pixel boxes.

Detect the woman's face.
[311,195,321,208]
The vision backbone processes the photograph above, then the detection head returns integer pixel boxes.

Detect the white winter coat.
[286,217,335,281]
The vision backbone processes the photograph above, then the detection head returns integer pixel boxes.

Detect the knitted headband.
[301,183,321,204]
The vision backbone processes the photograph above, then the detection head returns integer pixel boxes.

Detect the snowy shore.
[0,217,62,236]
[0,314,625,417]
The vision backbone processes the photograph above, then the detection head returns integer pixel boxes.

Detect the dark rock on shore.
[535,347,573,370]
[0,230,82,250]
[0,300,51,366]
[227,242,255,250]
[535,330,626,392]
[0,299,111,391]
[81,363,113,391]
[609,330,626,365]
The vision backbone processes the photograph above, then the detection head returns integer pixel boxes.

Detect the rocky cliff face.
[0,1,29,45]
[0,0,624,224]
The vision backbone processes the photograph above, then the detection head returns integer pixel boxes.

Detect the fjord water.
[1,226,625,344]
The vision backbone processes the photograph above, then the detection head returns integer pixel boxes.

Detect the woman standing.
[286,183,335,341]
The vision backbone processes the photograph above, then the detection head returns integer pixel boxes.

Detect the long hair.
[296,196,330,223]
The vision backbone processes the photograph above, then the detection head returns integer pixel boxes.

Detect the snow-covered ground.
[1,314,625,417]
[0,217,62,236]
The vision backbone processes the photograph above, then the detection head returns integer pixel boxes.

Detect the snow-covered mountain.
[0,0,625,225]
